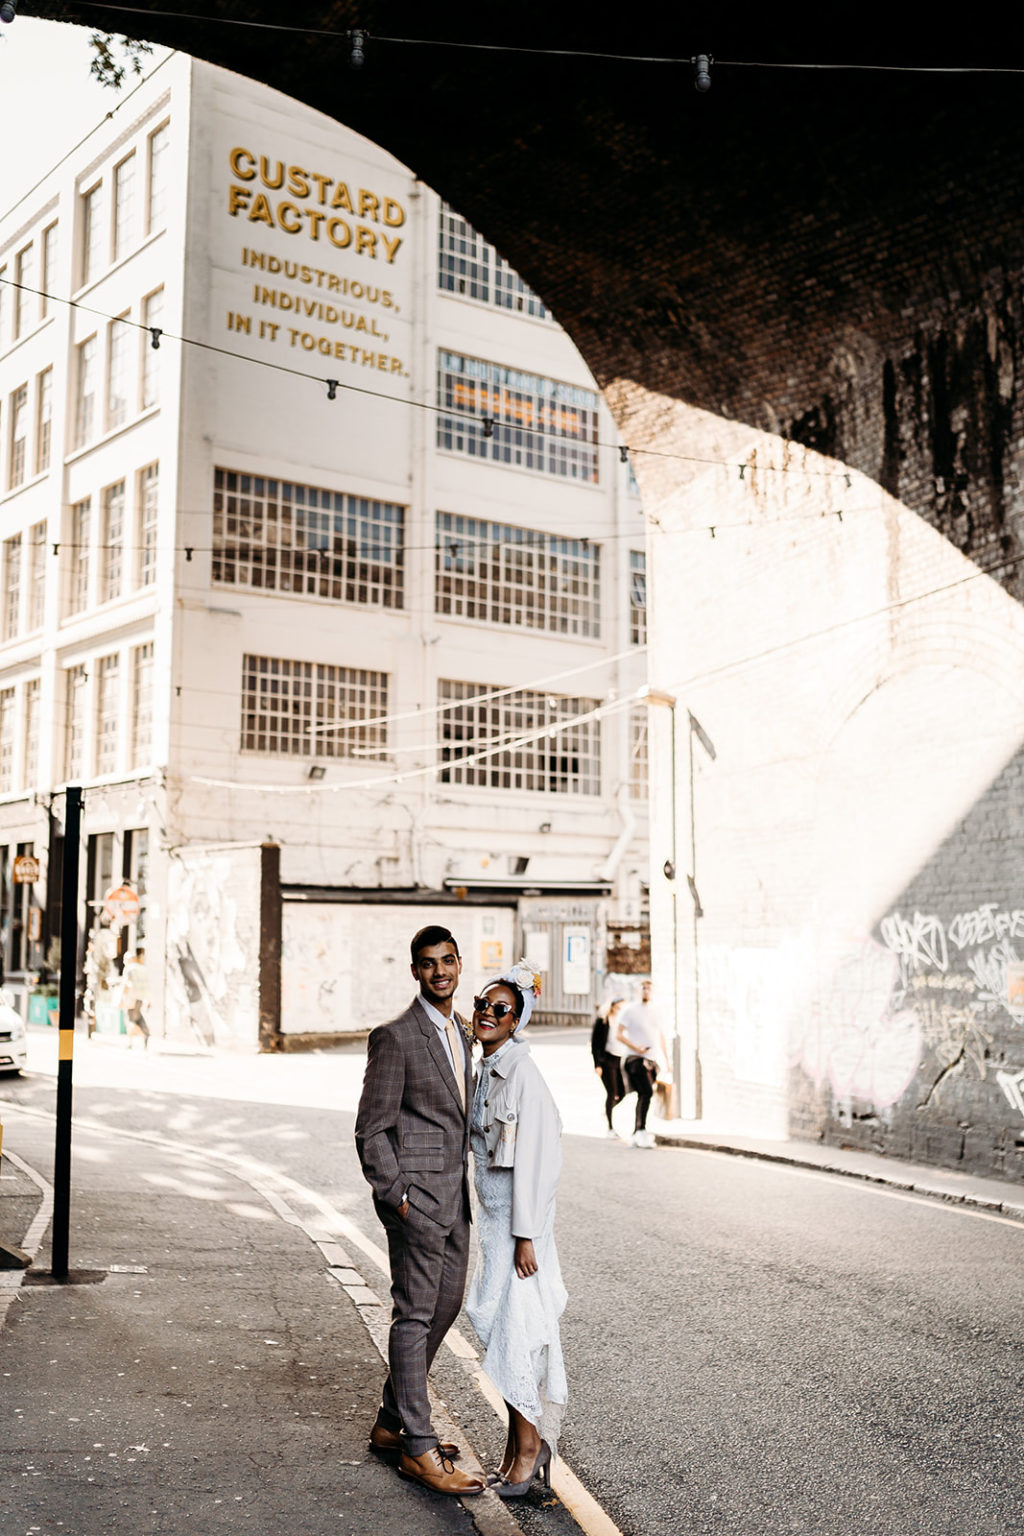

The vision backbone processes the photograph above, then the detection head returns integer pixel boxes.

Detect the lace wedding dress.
[466,1039,568,1452]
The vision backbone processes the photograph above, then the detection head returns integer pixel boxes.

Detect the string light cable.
[187,534,1024,795]
[161,645,650,742]
[0,271,872,488]
[60,6,1024,75]
[191,683,647,795]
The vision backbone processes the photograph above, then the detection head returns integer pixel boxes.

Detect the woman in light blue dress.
[466,960,567,1499]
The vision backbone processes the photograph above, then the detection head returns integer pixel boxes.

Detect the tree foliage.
[88,31,153,89]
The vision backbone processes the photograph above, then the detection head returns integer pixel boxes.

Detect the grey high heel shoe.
[487,1424,518,1487]
[495,1439,552,1499]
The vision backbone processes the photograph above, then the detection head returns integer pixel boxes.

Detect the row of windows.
[1,367,53,491]
[240,654,388,760]
[79,121,170,289]
[212,473,645,641]
[0,642,153,793]
[2,525,46,641]
[438,204,551,320]
[239,655,610,797]
[0,224,57,354]
[67,462,159,618]
[436,512,602,638]
[438,680,601,795]
[73,287,163,449]
[436,351,601,484]
[213,470,403,608]
[64,642,154,781]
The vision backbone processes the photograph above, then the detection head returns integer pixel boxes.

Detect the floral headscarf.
[481,957,542,1033]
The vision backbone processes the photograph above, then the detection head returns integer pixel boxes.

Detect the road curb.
[651,1130,1024,1223]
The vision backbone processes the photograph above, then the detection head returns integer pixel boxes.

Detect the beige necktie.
[444,1018,465,1108]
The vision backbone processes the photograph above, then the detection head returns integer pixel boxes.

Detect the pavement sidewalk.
[651,1117,1024,1220]
[0,1105,517,1536]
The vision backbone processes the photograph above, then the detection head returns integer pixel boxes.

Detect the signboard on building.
[563,927,592,995]
[12,855,40,884]
[103,884,140,927]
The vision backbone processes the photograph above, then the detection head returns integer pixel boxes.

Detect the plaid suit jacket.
[355,995,474,1229]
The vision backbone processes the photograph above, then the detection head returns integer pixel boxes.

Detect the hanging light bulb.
[0,2,17,24]
[349,28,366,68]
[693,53,712,93]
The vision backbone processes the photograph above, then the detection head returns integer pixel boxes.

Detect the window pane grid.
[437,351,599,484]
[240,654,389,760]
[214,469,405,609]
[113,154,136,261]
[107,316,131,429]
[137,463,158,586]
[81,184,104,287]
[100,481,125,603]
[147,124,170,233]
[65,665,87,780]
[28,524,45,629]
[3,535,21,641]
[132,642,154,766]
[629,708,649,801]
[630,550,647,646]
[23,678,39,787]
[68,499,90,615]
[15,244,35,339]
[438,679,600,795]
[438,203,549,319]
[9,385,27,488]
[41,224,57,318]
[0,688,14,793]
[96,653,119,775]
[36,368,52,473]
[438,204,491,301]
[75,335,97,446]
[436,512,600,637]
[141,288,163,408]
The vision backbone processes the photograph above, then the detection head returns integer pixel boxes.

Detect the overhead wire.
[60,7,1024,75]
[0,45,176,223]
[0,271,864,486]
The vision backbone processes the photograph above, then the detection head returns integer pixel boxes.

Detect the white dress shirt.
[419,992,467,1081]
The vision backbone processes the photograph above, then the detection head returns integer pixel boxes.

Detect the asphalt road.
[3,1031,1024,1536]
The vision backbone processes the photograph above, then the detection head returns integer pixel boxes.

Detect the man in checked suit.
[355,925,486,1497]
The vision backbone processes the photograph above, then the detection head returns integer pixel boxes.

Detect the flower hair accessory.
[508,959,542,998]
[481,957,543,1033]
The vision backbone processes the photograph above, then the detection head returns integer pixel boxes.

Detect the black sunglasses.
[472,996,516,1021]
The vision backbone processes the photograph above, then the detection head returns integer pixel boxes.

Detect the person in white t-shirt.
[614,981,668,1148]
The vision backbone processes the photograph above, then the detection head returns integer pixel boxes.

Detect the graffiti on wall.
[879,903,1024,1025]
[165,852,257,1047]
[788,933,923,1110]
[878,901,1024,1118]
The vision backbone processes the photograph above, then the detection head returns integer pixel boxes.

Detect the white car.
[0,990,27,1074]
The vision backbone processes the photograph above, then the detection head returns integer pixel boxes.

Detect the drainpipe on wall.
[600,784,636,886]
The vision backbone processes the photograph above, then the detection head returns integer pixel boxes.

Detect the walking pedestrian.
[615,981,669,1148]
[354,925,486,1498]
[591,997,626,1136]
[121,944,151,1049]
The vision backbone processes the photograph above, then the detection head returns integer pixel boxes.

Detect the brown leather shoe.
[370,1423,460,1461]
[398,1446,485,1496]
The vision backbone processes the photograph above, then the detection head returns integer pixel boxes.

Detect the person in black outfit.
[590,997,626,1136]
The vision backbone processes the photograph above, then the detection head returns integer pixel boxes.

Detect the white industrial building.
[0,55,649,1046]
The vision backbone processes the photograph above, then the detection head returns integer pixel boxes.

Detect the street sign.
[103,883,140,927]
[12,855,40,884]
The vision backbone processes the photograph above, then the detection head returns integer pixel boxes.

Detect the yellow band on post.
[58,1030,74,1061]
